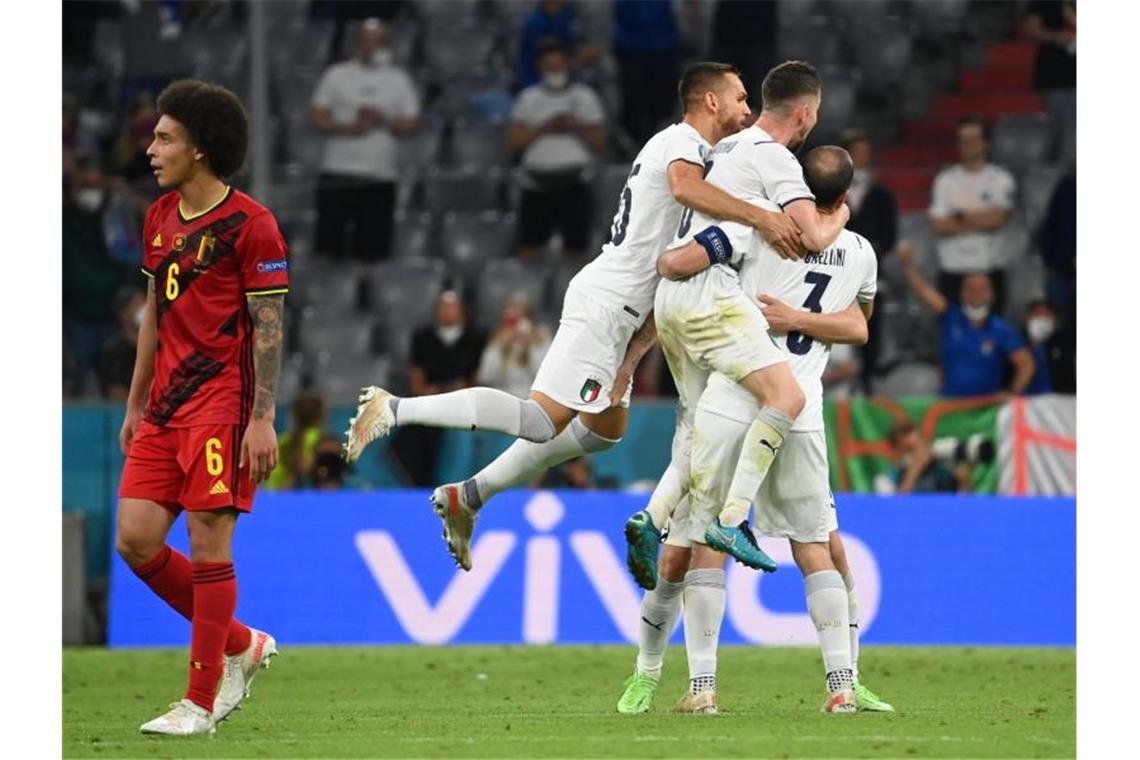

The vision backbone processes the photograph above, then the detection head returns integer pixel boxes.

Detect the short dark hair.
[761,60,820,113]
[888,419,917,446]
[156,79,249,178]
[957,115,990,141]
[802,145,854,209]
[677,62,741,113]
[838,128,868,153]
[536,36,569,60]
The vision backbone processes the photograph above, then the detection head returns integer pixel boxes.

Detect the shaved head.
[802,145,854,210]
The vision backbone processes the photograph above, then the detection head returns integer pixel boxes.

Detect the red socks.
[131,546,252,656]
[184,561,239,712]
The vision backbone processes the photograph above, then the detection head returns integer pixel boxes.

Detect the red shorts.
[119,419,256,513]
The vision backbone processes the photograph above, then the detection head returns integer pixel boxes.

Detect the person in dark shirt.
[898,243,1035,398]
[98,286,147,400]
[516,1,580,91]
[1040,170,1076,331]
[1021,1,1076,160]
[840,129,897,391]
[613,0,678,145]
[1022,300,1076,395]
[390,290,487,486]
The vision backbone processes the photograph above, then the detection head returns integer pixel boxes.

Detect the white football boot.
[343,386,395,462]
[431,483,478,571]
[821,687,858,715]
[212,628,279,722]
[139,699,216,736]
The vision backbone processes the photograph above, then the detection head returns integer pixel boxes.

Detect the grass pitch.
[63,645,1074,758]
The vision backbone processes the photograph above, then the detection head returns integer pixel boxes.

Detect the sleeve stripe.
[667,157,705,170]
[245,288,290,296]
[778,196,815,209]
[141,267,154,278]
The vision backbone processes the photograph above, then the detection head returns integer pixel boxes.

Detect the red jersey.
[141,187,289,428]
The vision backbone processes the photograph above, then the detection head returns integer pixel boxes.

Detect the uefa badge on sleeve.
[580,378,602,403]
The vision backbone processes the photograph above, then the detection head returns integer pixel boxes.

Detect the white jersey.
[699,216,878,432]
[570,122,710,324]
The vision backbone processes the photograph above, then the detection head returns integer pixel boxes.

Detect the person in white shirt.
[508,38,606,260]
[928,116,1017,312]
[622,146,893,716]
[342,62,804,572]
[310,18,420,262]
[477,294,552,400]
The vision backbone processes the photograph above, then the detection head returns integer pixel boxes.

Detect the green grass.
[63,645,1074,758]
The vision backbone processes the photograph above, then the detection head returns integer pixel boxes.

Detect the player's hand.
[752,209,804,260]
[757,294,800,333]
[609,365,633,407]
[240,419,278,485]
[895,240,918,269]
[119,407,143,455]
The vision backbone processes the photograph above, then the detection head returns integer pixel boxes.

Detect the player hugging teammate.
[115,79,287,736]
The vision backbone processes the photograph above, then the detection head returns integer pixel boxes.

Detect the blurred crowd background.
[62,0,1076,495]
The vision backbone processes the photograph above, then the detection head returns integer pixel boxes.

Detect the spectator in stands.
[840,128,898,391]
[614,0,678,146]
[96,286,146,400]
[390,290,487,486]
[928,117,1017,313]
[1020,1,1076,161]
[515,1,580,92]
[267,391,327,490]
[477,294,552,399]
[63,154,135,397]
[1040,168,1076,331]
[114,93,159,186]
[311,18,420,263]
[898,241,1034,399]
[873,420,966,495]
[509,38,605,260]
[311,433,366,490]
[708,0,777,98]
[1022,300,1076,395]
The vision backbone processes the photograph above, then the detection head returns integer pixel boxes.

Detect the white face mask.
[542,71,569,90]
[75,187,104,212]
[369,48,392,67]
[1027,316,1055,343]
[436,325,463,346]
[963,304,990,323]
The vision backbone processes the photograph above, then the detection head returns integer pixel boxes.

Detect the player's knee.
[570,417,621,453]
[115,524,163,567]
[658,550,689,583]
[519,399,558,442]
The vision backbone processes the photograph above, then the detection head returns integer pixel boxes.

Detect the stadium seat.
[872,362,942,397]
[277,352,309,405]
[312,355,390,405]
[1004,252,1047,322]
[816,75,857,134]
[441,211,517,281]
[298,309,377,358]
[367,259,448,328]
[423,167,504,214]
[451,121,511,169]
[396,121,445,174]
[295,268,362,313]
[475,259,549,329]
[1020,165,1065,232]
[897,212,940,281]
[425,26,497,76]
[991,114,1054,176]
[912,0,970,35]
[391,210,438,261]
[853,22,913,86]
[779,18,847,67]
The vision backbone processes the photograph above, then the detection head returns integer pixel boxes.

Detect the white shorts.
[666,405,836,547]
[654,266,788,431]
[531,280,638,414]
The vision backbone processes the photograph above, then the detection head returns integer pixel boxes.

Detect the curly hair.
[156,79,249,179]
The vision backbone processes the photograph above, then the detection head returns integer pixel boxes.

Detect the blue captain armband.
[694,225,734,266]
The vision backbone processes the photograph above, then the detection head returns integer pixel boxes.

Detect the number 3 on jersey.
[786,272,832,355]
[610,163,640,245]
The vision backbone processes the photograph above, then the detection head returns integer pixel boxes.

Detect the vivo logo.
[354,492,880,645]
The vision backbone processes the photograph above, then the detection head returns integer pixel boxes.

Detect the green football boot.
[616,672,659,714]
[854,681,895,712]
[624,510,662,590]
[704,519,777,572]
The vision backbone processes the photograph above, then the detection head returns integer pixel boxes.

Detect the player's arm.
[896,241,948,316]
[656,225,737,280]
[610,312,657,407]
[1008,346,1036,395]
[960,207,1011,231]
[759,297,870,345]
[242,293,285,483]
[119,277,157,454]
[782,198,849,252]
[667,160,803,260]
[311,106,366,137]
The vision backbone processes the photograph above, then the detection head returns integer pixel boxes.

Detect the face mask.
[1027,316,1055,343]
[543,71,569,90]
[369,49,392,67]
[852,168,872,186]
[75,187,104,212]
[963,304,990,323]
[133,305,146,328]
[436,325,463,346]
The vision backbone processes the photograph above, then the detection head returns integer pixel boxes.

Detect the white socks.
[804,570,852,682]
[393,388,556,442]
[844,570,860,680]
[683,568,725,691]
[635,578,684,680]
[470,417,618,508]
[720,407,793,526]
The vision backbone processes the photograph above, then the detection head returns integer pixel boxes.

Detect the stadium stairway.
[877,41,1043,212]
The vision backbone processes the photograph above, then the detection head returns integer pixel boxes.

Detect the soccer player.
[114,80,288,736]
[343,63,805,571]
[620,146,894,715]
[636,60,849,575]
